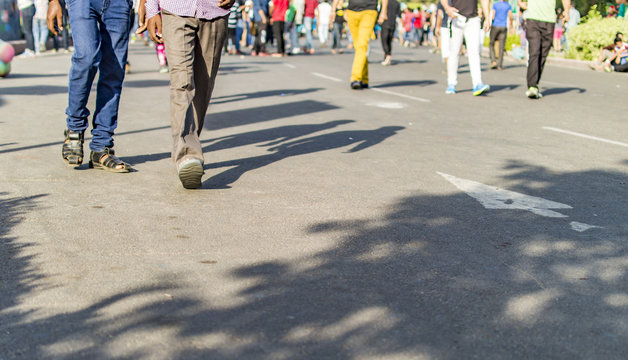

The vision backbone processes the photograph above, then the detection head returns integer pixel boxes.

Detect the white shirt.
[317,2,332,24]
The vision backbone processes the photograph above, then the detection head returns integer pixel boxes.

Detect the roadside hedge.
[566,7,628,60]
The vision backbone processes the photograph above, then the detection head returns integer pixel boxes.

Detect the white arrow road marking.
[438,172,572,218]
[570,222,602,232]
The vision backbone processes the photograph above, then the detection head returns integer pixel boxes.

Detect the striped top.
[145,0,230,21]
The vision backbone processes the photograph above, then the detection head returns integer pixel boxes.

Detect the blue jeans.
[32,18,49,53]
[66,0,132,151]
[304,16,314,50]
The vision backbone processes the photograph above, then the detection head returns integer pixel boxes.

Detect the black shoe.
[360,82,369,89]
[350,81,361,90]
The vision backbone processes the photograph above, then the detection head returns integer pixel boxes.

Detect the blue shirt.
[492,1,511,28]
[253,0,269,22]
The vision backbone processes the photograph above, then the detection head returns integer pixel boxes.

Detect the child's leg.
[156,43,167,66]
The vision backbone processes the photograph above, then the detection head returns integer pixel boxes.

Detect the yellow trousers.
[346,10,377,84]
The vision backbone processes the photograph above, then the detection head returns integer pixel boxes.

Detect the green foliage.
[483,33,521,52]
[566,6,628,60]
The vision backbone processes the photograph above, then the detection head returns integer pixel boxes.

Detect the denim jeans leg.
[91,0,132,151]
[66,0,101,133]
[304,17,313,50]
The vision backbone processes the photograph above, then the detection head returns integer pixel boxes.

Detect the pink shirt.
[145,0,229,21]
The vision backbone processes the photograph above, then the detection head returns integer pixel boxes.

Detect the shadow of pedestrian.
[373,80,436,88]
[541,87,586,96]
[204,126,405,188]
[489,84,521,93]
[204,100,340,131]
[211,88,323,105]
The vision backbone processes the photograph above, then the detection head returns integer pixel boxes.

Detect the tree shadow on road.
[2,163,627,358]
[0,85,68,96]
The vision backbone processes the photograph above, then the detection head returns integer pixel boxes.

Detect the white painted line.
[311,72,342,82]
[371,87,431,103]
[542,127,628,148]
[570,222,602,232]
[438,172,572,218]
[284,63,296,69]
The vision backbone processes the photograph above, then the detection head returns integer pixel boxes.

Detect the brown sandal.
[89,148,133,173]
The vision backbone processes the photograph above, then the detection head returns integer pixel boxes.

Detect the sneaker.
[350,81,362,90]
[445,84,456,95]
[604,64,613,72]
[178,159,204,189]
[381,55,391,66]
[360,82,369,89]
[159,65,169,73]
[472,83,490,96]
[525,86,542,99]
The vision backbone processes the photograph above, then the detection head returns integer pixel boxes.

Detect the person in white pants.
[441,0,491,96]
[317,0,332,46]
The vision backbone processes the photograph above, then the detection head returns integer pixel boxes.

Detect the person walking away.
[50,0,70,53]
[552,8,564,52]
[271,0,289,56]
[33,0,48,54]
[402,6,413,47]
[380,0,399,65]
[435,1,450,65]
[331,2,346,53]
[518,0,570,99]
[332,0,387,89]
[225,0,243,55]
[317,0,332,47]
[303,0,318,53]
[140,0,234,189]
[18,0,36,57]
[441,0,491,95]
[47,0,134,172]
[251,0,269,55]
[285,1,298,54]
[562,5,579,51]
[489,0,512,70]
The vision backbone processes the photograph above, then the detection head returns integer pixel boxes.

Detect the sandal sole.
[178,161,203,189]
[63,155,83,167]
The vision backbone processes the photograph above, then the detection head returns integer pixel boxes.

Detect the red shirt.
[304,0,318,18]
[272,0,289,21]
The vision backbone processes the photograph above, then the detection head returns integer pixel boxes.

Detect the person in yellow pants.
[331,0,387,89]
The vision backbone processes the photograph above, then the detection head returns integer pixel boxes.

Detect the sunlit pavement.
[1,40,627,359]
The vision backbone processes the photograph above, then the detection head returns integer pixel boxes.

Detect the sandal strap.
[92,148,130,169]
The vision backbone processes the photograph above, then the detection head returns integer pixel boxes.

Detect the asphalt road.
[1,39,627,359]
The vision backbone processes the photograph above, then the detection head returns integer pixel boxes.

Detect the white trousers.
[440,26,450,59]
[447,16,483,87]
[318,22,330,44]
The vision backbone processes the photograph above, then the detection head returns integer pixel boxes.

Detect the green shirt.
[526,0,556,23]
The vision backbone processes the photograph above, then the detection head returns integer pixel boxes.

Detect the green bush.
[483,33,521,52]
[566,7,628,60]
